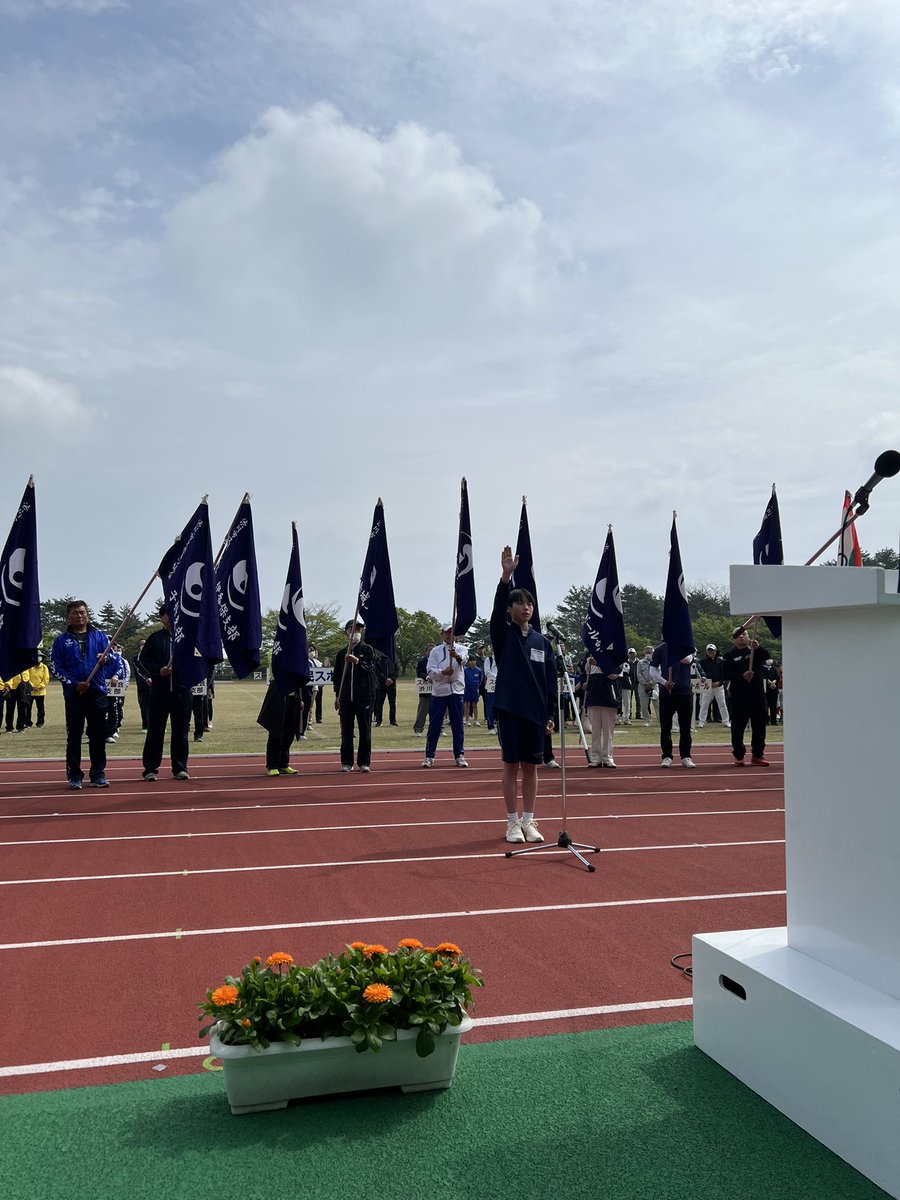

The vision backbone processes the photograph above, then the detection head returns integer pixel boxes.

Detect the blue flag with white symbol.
[752,486,783,638]
[512,497,541,631]
[454,478,477,637]
[0,478,41,680]
[357,500,398,663]
[158,500,223,688]
[582,528,627,673]
[215,496,262,678]
[661,516,695,667]
[271,523,310,696]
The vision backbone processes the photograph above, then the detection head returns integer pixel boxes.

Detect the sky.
[2,0,900,626]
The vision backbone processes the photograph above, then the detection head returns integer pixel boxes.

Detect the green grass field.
[0,680,782,764]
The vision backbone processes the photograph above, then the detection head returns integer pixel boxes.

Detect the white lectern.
[693,565,900,1197]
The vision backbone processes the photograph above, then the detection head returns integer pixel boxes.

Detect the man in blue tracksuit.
[489,546,558,845]
[50,599,121,790]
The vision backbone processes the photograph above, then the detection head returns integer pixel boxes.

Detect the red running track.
[0,743,786,1095]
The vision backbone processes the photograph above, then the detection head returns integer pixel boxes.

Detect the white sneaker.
[421,758,433,768]
[545,758,560,769]
[724,721,732,728]
[697,721,705,728]
[522,819,544,843]
[358,765,371,773]
[506,819,525,844]
[455,756,468,768]
[602,758,616,769]
[661,757,673,768]
[474,721,480,726]
[341,764,353,773]
[682,757,696,769]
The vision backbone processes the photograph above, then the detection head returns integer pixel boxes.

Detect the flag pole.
[82,569,160,686]
[214,492,251,569]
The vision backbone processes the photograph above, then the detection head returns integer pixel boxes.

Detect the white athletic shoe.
[341,764,353,773]
[681,757,696,769]
[661,757,673,768]
[455,756,469,768]
[602,758,616,769]
[421,758,433,768]
[545,758,560,769]
[506,819,525,844]
[522,819,544,843]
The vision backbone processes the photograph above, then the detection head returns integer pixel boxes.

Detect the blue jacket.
[50,626,120,696]
[489,581,557,726]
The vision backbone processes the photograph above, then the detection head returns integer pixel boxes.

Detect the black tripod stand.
[505,635,600,872]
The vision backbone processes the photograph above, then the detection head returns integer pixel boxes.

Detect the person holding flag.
[140,499,222,781]
[0,478,42,714]
[582,527,628,769]
[50,599,121,789]
[333,619,376,772]
[260,522,310,777]
[652,516,697,769]
[490,545,557,844]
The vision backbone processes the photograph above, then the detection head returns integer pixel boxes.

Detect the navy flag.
[357,499,399,662]
[271,523,310,696]
[752,485,783,638]
[454,477,477,636]
[215,495,262,678]
[158,500,223,689]
[582,527,627,674]
[661,515,695,667]
[512,496,541,631]
[0,477,41,680]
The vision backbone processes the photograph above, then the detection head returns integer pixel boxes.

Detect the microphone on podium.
[852,450,900,514]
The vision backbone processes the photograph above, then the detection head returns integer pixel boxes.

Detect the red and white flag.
[839,490,862,566]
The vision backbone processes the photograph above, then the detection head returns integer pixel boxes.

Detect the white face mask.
[350,632,361,646]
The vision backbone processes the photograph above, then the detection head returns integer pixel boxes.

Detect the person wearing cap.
[422,622,468,768]
[489,546,558,843]
[722,626,770,766]
[332,619,376,772]
[28,652,50,727]
[697,644,731,729]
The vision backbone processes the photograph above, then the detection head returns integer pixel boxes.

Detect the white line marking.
[0,808,784,849]
[0,996,694,1077]
[0,839,784,888]
[0,889,785,950]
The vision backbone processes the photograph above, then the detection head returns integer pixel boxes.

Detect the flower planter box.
[210,1014,474,1114]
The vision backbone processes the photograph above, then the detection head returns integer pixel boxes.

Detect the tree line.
[38,545,898,677]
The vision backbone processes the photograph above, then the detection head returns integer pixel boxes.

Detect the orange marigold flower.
[436,942,462,956]
[397,938,423,950]
[363,944,389,959]
[241,1019,252,1028]
[348,942,367,951]
[252,956,261,964]
[363,983,393,1003]
[423,947,436,954]
[265,952,294,968]
[434,961,444,970]
[211,985,239,1007]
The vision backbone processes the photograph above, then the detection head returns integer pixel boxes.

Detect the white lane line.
[0,784,784,824]
[0,807,784,849]
[0,996,694,1078]
[0,888,785,950]
[0,838,785,888]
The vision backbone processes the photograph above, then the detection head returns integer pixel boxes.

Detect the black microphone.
[853,450,900,513]
[545,621,565,642]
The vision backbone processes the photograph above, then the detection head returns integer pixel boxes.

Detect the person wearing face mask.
[636,646,657,725]
[333,619,376,773]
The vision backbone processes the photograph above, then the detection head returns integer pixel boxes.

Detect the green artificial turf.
[0,1022,885,1200]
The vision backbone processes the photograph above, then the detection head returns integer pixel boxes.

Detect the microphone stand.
[505,633,600,872]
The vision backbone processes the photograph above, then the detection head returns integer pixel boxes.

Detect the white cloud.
[0,365,87,429]
[164,104,564,348]
[0,0,124,16]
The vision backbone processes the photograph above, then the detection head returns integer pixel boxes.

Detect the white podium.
[692,565,900,1197]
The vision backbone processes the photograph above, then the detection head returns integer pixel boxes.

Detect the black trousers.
[266,694,300,770]
[64,688,109,782]
[339,697,373,767]
[143,682,192,775]
[374,682,397,725]
[730,693,767,760]
[658,690,693,760]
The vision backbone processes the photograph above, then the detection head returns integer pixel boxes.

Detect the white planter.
[210,1014,474,1115]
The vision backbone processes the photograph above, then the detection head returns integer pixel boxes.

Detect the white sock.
[507,812,520,824]
[522,811,534,825]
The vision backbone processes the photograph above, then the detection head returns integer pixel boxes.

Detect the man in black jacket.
[333,620,376,772]
[137,604,193,781]
[722,626,770,767]
[489,546,557,844]
[373,650,398,727]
